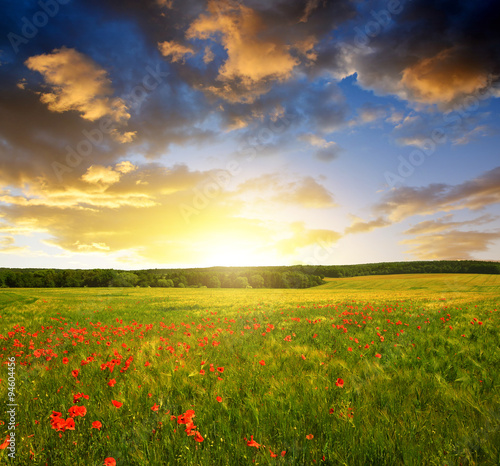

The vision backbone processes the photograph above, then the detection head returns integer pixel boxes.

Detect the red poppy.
[375,353,381,358]
[68,405,87,418]
[151,403,159,412]
[259,360,265,366]
[306,434,314,440]
[281,451,286,457]
[194,431,204,442]
[73,392,89,403]
[62,357,69,365]
[269,449,277,457]
[92,421,102,430]
[111,400,122,408]
[104,458,116,466]
[217,367,224,373]
[247,435,261,448]
[199,369,205,375]
[301,354,306,360]
[0,435,9,449]
[50,417,66,431]
[64,418,75,431]
[329,408,334,414]
[336,378,344,388]
[107,379,116,387]
[216,396,222,403]
[71,369,79,378]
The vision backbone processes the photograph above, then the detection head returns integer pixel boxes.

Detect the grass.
[0,274,499,465]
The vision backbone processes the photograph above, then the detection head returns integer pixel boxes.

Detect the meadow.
[0,274,499,465]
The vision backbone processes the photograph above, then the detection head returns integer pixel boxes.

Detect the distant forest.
[0,260,498,289]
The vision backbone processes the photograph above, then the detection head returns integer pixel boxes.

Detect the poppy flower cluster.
[73,392,89,403]
[173,409,204,442]
[68,405,87,418]
[50,411,76,432]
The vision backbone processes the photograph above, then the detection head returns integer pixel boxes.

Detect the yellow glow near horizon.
[203,245,261,267]
[200,239,279,267]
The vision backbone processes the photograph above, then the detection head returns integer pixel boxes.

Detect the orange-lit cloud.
[345,216,390,235]
[401,213,500,259]
[0,164,341,265]
[158,40,195,62]
[81,166,113,185]
[299,0,321,23]
[402,230,500,260]
[403,214,496,235]
[186,0,299,102]
[401,48,491,107]
[25,47,135,142]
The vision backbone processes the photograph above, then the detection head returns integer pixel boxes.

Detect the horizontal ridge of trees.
[0,260,497,289]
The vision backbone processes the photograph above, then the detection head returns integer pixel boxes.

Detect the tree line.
[312,260,500,278]
[0,260,497,289]
[0,267,323,289]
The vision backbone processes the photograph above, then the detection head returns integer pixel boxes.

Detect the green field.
[0,274,499,465]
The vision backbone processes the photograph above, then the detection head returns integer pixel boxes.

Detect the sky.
[0,0,499,269]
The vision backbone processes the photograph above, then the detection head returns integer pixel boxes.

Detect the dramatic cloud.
[401,213,500,259]
[326,0,500,109]
[400,47,491,106]
[185,1,299,102]
[0,163,340,265]
[25,48,135,142]
[402,230,500,260]
[158,41,195,63]
[0,0,498,267]
[376,166,500,222]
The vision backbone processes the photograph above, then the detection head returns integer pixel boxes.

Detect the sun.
[203,242,261,267]
[199,236,281,267]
